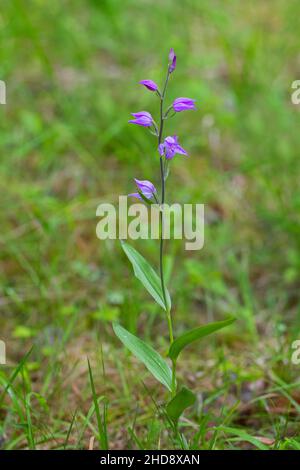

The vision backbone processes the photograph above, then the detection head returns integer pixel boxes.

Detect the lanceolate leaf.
[168,317,235,361]
[113,323,172,391]
[166,387,196,424]
[121,241,171,311]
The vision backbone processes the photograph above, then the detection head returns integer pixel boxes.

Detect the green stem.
[159,160,173,346]
[157,69,176,397]
[158,69,174,343]
[171,360,177,398]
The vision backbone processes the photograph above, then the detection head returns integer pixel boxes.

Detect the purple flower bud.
[129,111,153,127]
[168,48,176,73]
[129,178,157,200]
[158,143,165,156]
[159,135,188,160]
[139,80,158,92]
[173,97,196,112]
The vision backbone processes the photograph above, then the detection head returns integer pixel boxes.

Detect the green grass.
[1,0,300,449]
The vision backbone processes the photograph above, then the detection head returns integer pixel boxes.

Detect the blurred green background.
[1,0,300,449]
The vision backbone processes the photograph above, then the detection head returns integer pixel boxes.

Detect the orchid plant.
[113,49,235,441]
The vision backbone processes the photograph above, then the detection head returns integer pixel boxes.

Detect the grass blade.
[168,317,235,361]
[87,359,108,450]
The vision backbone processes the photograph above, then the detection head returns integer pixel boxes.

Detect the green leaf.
[137,190,152,205]
[216,426,270,450]
[113,323,172,391]
[121,241,171,311]
[166,387,196,424]
[168,317,235,361]
[87,359,108,449]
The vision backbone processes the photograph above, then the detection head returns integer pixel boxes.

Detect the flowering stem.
[158,68,176,398]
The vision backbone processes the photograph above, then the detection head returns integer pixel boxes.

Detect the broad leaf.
[166,387,196,424]
[121,241,171,311]
[168,317,235,361]
[113,323,172,391]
